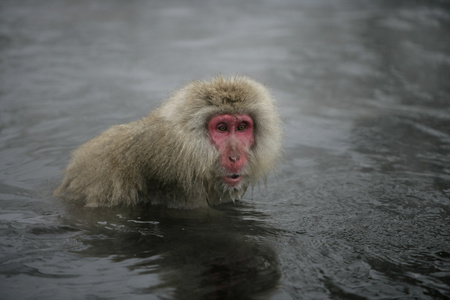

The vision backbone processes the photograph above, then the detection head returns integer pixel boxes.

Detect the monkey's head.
[161,76,282,205]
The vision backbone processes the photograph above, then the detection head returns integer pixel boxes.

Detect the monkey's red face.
[208,114,254,187]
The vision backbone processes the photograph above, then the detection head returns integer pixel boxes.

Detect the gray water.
[1,0,449,299]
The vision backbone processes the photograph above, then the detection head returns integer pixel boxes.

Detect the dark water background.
[1,0,449,299]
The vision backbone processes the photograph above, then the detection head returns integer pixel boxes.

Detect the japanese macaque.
[54,76,282,208]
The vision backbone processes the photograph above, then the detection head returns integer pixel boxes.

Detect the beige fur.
[54,76,282,208]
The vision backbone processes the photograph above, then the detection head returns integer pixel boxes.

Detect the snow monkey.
[54,76,282,208]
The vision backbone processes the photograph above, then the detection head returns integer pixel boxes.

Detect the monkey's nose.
[229,155,240,162]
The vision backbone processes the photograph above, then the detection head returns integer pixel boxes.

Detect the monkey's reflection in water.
[70,203,280,299]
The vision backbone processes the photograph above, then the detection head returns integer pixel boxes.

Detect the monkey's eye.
[217,125,227,132]
[237,124,246,131]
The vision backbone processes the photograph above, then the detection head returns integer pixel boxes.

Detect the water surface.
[1,0,449,299]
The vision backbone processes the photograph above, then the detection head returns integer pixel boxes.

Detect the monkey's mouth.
[222,174,242,187]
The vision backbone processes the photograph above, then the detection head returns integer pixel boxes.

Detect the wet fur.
[54,76,282,208]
